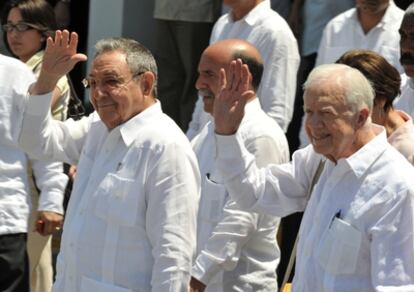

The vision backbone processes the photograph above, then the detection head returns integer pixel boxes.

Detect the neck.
[357,7,387,34]
[383,109,405,137]
[231,0,262,21]
[329,125,376,164]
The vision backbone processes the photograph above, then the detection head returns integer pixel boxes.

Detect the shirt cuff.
[38,189,65,215]
[192,253,222,286]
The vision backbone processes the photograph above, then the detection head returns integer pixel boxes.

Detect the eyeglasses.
[82,72,145,92]
[2,22,37,33]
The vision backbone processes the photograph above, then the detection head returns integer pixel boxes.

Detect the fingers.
[219,68,227,92]
[36,212,64,236]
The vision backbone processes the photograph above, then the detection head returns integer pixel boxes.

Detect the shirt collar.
[340,125,388,178]
[244,97,261,115]
[25,50,43,71]
[351,1,399,31]
[378,1,399,31]
[409,77,414,90]
[119,101,162,147]
[230,0,270,26]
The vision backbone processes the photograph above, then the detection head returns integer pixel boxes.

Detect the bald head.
[196,39,263,114]
[203,39,264,91]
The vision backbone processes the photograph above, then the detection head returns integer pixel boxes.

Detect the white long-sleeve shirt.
[18,92,200,292]
[395,76,414,119]
[315,2,404,73]
[0,55,67,235]
[191,99,289,291]
[187,0,299,138]
[215,126,414,291]
[388,111,414,165]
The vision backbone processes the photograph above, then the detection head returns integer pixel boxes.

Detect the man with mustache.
[187,0,300,139]
[189,39,289,291]
[16,32,200,292]
[394,4,414,118]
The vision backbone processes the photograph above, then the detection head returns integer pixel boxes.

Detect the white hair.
[303,63,375,115]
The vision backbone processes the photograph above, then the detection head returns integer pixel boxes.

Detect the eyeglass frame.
[2,22,39,33]
[82,71,146,91]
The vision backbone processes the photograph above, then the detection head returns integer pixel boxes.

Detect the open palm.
[214,59,255,135]
[42,30,87,79]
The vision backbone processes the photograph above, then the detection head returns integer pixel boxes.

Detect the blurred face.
[6,7,43,62]
[304,82,361,162]
[88,50,148,130]
[399,15,414,78]
[356,0,389,15]
[195,50,227,115]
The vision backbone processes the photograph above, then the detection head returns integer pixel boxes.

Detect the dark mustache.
[400,53,414,65]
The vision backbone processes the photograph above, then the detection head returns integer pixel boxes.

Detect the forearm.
[215,132,308,217]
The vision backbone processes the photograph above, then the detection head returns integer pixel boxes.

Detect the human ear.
[140,72,155,96]
[356,107,370,128]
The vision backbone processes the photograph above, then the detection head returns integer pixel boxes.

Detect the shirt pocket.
[80,276,132,292]
[315,217,362,274]
[94,173,138,227]
[198,175,228,223]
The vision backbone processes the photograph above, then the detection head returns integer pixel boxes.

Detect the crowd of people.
[0,0,413,292]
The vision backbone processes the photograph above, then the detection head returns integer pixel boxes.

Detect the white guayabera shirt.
[191,99,289,291]
[216,126,414,291]
[17,95,200,292]
[0,55,67,235]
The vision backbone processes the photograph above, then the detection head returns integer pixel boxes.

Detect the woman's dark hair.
[336,49,401,112]
[1,0,57,55]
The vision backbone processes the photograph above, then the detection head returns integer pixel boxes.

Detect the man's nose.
[307,113,323,128]
[195,75,205,90]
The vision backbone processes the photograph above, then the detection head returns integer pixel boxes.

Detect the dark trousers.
[153,19,213,132]
[0,233,29,292]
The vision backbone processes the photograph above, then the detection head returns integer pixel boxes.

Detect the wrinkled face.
[195,51,227,115]
[399,15,414,78]
[6,8,43,62]
[88,50,146,130]
[304,83,361,162]
[356,0,389,15]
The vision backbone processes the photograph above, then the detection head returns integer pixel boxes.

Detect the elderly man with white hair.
[212,61,414,291]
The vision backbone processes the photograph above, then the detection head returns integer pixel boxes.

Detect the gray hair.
[94,38,158,97]
[405,3,414,17]
[303,64,374,116]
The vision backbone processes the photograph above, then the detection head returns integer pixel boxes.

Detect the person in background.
[187,0,300,139]
[17,32,200,292]
[394,3,414,118]
[153,0,222,131]
[1,0,70,291]
[337,49,414,164]
[0,54,67,292]
[189,39,289,292]
[315,0,404,72]
[212,61,414,290]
